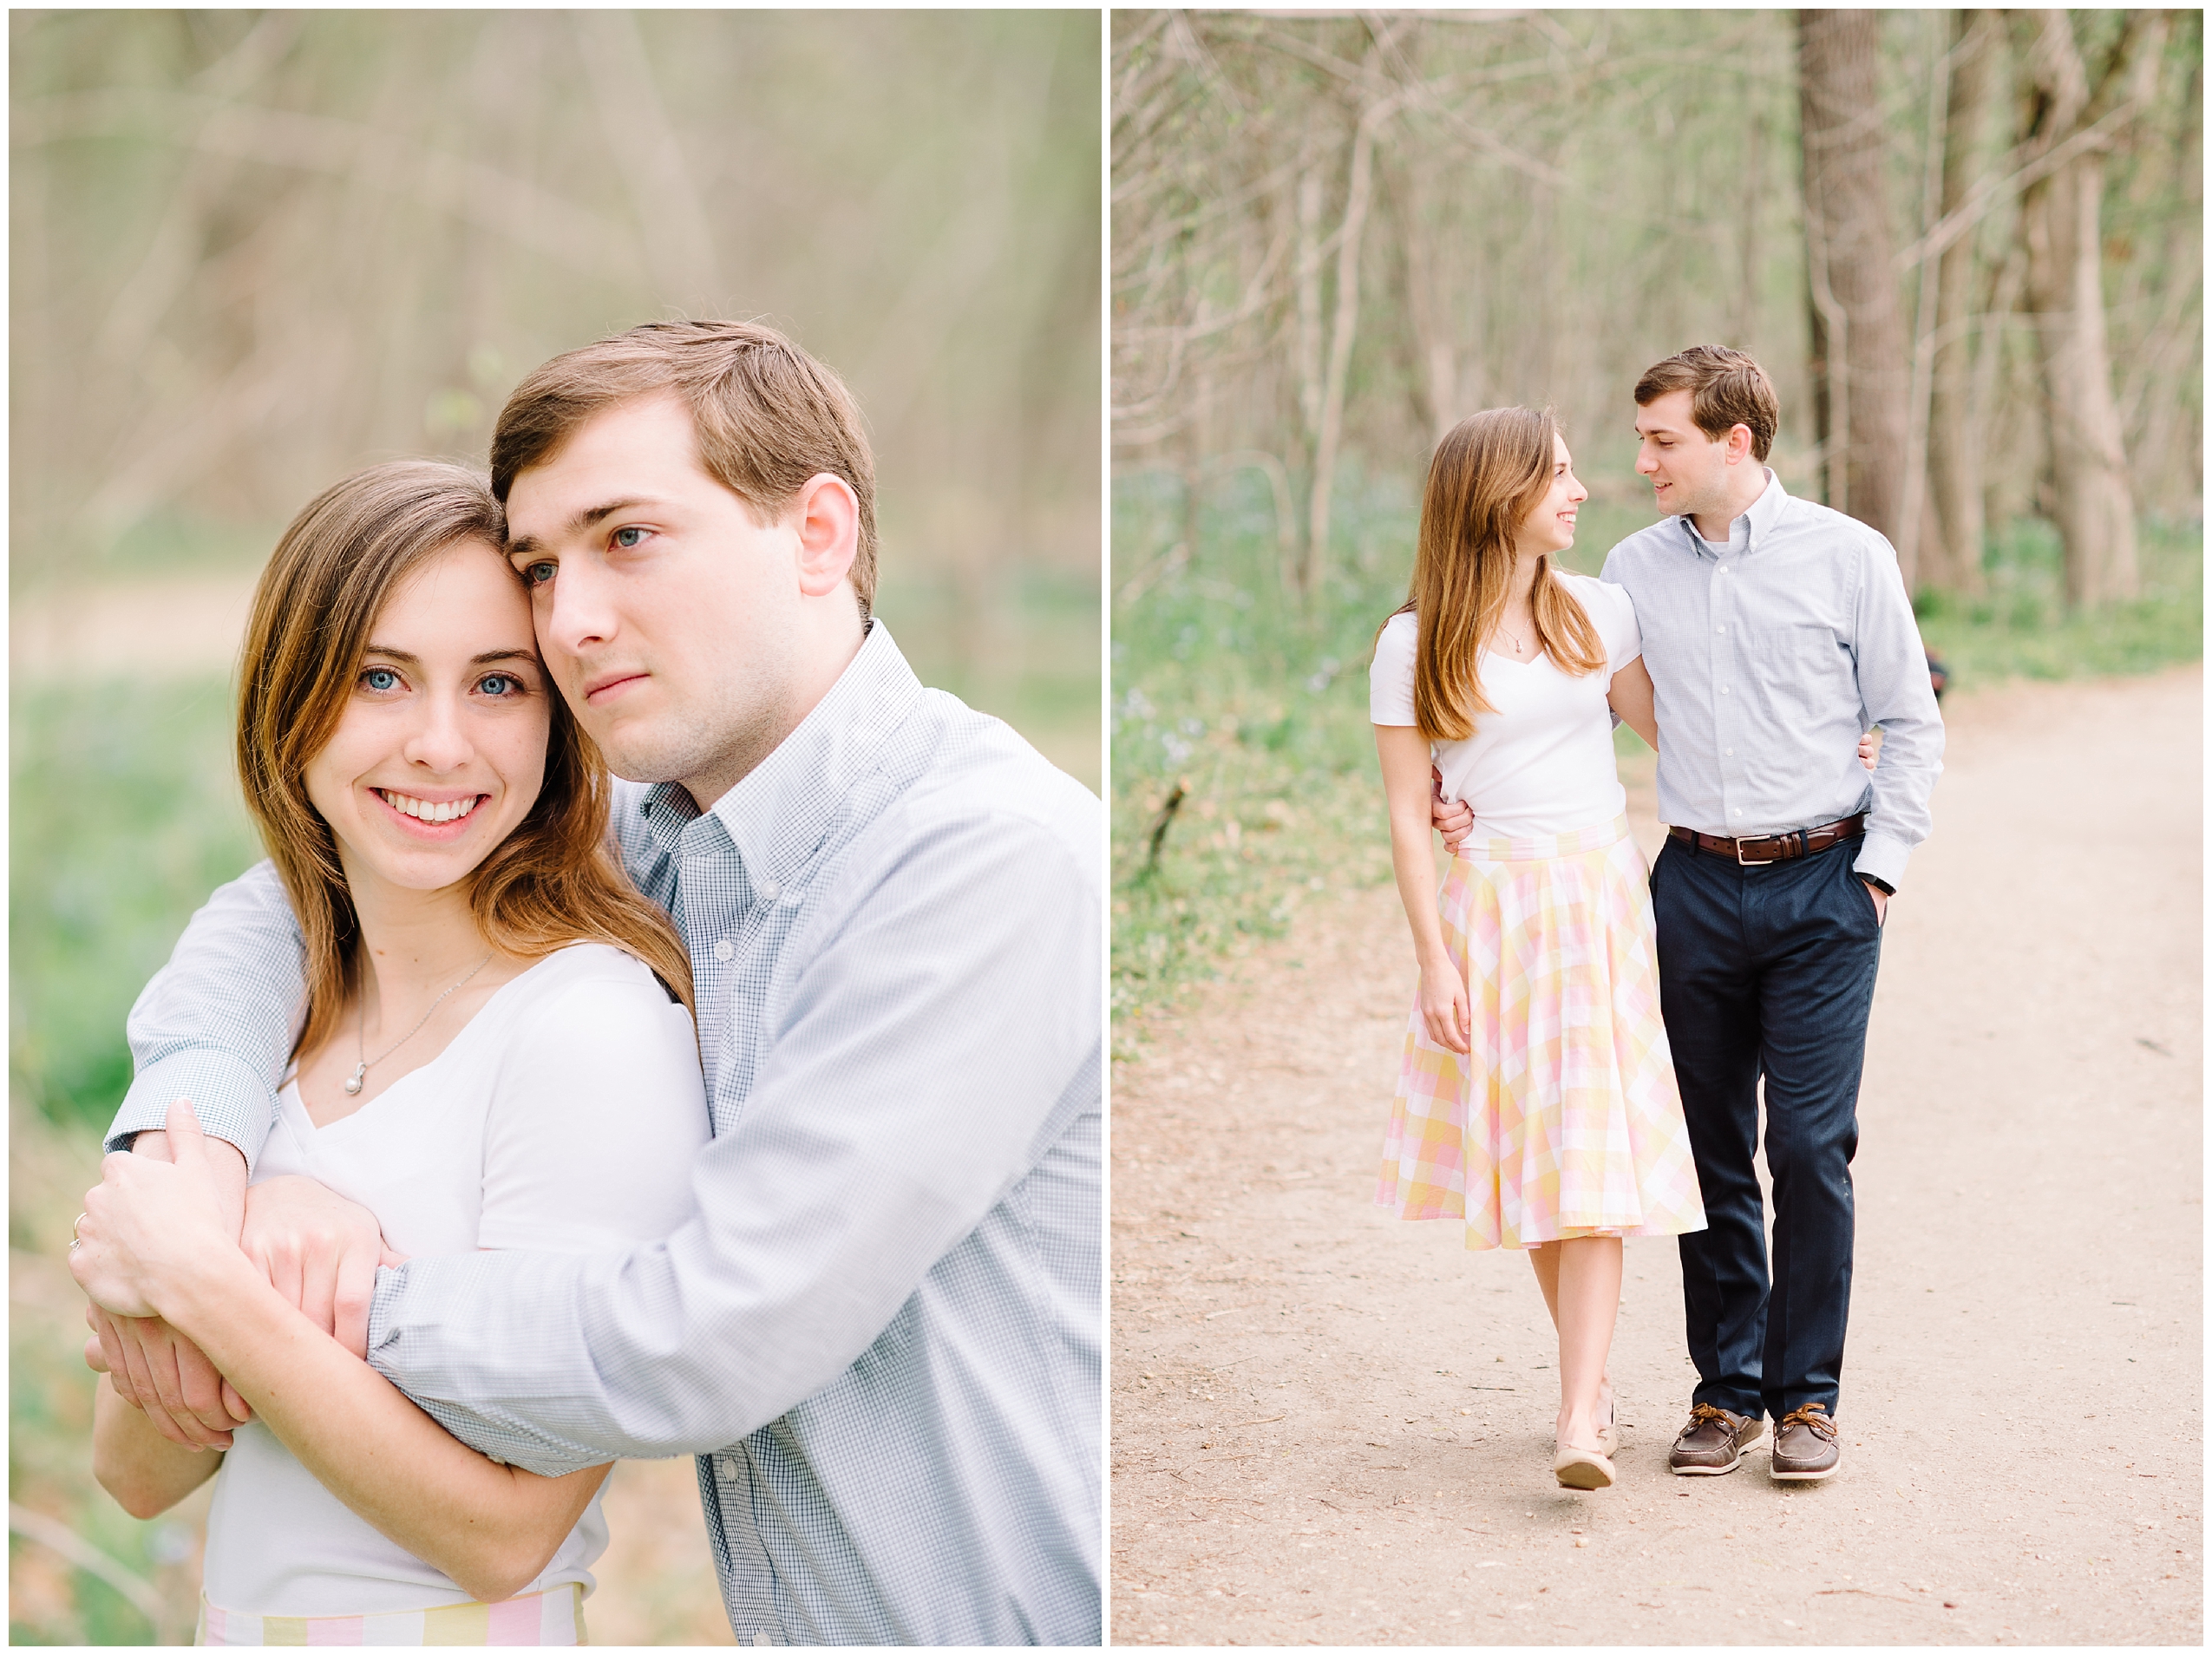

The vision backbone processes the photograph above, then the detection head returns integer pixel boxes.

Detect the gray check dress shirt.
[1598,469,1943,888]
[108,623,1104,1645]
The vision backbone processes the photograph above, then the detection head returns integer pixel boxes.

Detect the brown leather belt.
[1667,814,1866,867]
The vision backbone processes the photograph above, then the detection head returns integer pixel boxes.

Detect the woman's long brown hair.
[236,459,695,1061]
[1387,405,1607,742]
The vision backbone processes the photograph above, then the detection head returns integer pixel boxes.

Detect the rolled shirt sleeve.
[108,860,307,1171]
[363,806,1102,1474]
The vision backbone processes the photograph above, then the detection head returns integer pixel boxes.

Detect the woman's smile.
[369,786,491,834]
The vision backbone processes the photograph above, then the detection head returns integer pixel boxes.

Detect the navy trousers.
[1650,834,1883,1423]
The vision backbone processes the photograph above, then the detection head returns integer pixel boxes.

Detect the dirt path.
[1109,665,2202,1646]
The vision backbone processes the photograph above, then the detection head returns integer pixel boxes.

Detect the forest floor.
[1109,664,2202,1646]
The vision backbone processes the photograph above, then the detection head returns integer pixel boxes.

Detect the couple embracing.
[1371,345,1943,1491]
[69,321,1102,1645]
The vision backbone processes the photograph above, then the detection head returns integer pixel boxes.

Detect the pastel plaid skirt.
[1377,814,1706,1249]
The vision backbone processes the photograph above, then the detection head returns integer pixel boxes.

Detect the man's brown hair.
[491,319,879,614]
[1633,344,1779,462]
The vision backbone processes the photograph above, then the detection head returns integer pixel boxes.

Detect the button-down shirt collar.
[637,620,924,901]
[1676,467,1788,559]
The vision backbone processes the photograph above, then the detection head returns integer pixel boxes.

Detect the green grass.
[11,1101,210,1646]
[1109,466,1415,1055]
[10,677,261,1133]
[1110,467,2202,1053]
[7,673,240,1642]
[1914,514,2203,688]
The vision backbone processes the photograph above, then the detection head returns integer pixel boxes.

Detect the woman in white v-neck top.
[200,943,705,1629]
[1369,408,1705,1495]
[79,461,704,1645]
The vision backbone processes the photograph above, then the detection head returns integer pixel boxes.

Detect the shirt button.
[1725,747,1735,756]
[1716,625,1725,634]
[754,1633,772,1648]
[1732,808,1742,818]
[757,880,780,901]
[1719,685,1731,696]
[714,939,735,963]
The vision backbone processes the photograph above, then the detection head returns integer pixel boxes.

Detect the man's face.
[1633,389,1731,520]
[505,392,806,799]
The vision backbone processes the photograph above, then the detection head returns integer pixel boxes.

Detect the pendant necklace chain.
[344,953,493,1096]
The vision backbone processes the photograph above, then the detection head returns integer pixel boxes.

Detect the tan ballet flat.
[1554,1443,1615,1490]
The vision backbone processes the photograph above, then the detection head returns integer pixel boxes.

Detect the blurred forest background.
[10,10,1098,1645]
[1110,9,2202,1044]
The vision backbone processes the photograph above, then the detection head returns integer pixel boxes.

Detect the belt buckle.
[1735,834,1778,867]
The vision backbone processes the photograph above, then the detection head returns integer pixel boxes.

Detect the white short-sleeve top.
[1370,572,1642,841]
[200,943,710,1619]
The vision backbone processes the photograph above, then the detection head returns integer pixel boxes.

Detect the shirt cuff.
[1852,830,1912,893]
[366,1262,407,1366]
[364,1258,593,1477]
[105,1050,283,1173]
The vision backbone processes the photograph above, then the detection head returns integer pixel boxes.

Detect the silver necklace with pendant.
[344,953,493,1095]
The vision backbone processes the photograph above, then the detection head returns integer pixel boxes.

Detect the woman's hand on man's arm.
[84,1123,253,1449]
[86,1124,396,1444]
[239,1175,399,1358]
[76,1100,605,1602]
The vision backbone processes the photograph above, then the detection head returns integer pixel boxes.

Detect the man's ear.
[791,472,861,599]
[1725,423,1756,465]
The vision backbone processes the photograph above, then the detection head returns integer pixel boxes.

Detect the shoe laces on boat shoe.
[1681,1402,1741,1436]
[1777,1403,1837,1441]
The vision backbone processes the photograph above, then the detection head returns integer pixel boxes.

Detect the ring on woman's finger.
[70,1212,88,1250]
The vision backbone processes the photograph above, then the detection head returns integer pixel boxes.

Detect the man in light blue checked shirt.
[82,321,1102,1644]
[1441,345,1941,1487]
[1609,348,1940,1486]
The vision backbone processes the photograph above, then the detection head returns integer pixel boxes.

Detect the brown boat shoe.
[1666,1403,1764,1475]
[1770,1403,1842,1482]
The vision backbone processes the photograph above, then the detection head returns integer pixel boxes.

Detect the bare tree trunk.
[2021,158,2139,605]
[1924,9,1999,598]
[1970,242,2027,533]
[1294,152,1326,474]
[1397,150,1458,443]
[1897,13,1952,591]
[1798,10,1914,558]
[1305,97,1391,598]
[2012,9,2160,607]
[1736,111,1767,347]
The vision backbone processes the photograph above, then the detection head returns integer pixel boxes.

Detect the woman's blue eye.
[612,527,647,549]
[479,674,522,697]
[363,667,401,692]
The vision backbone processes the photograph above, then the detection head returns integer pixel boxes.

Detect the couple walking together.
[69,321,1101,1645]
[1371,345,1943,1491]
